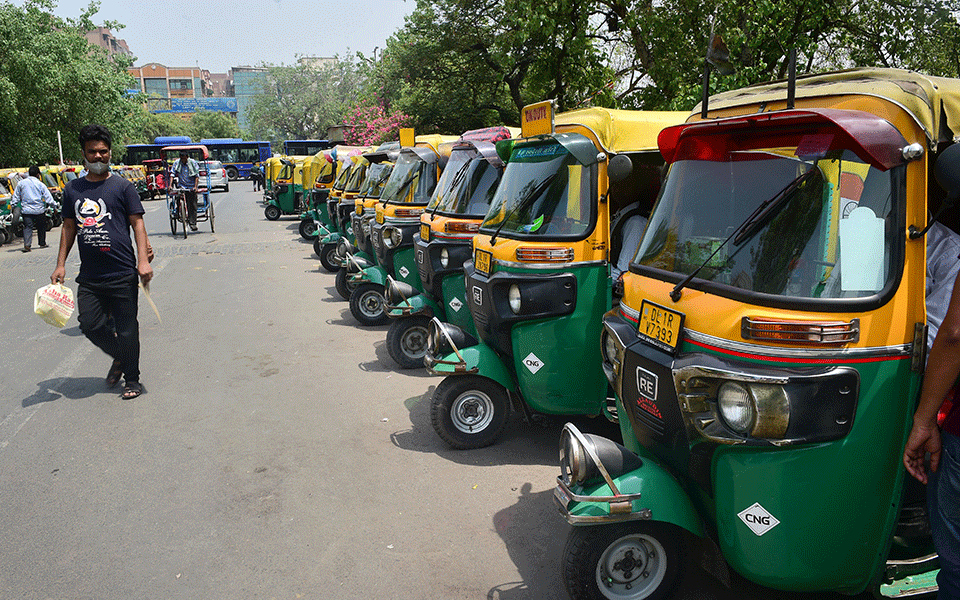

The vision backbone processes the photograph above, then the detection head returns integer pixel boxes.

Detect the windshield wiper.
[669,166,817,302]
[431,160,472,220]
[489,173,558,246]
[383,168,420,207]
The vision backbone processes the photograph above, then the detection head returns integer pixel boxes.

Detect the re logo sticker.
[523,353,544,374]
[738,503,780,536]
[399,266,410,279]
[449,297,463,312]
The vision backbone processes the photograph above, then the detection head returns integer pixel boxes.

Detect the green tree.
[0,0,143,166]
[245,56,364,144]
[189,111,241,141]
[126,107,191,145]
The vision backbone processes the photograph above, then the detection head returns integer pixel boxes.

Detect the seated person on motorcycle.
[171,151,199,231]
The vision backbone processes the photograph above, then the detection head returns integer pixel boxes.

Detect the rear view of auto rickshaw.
[422,103,685,450]
[262,155,286,196]
[383,126,513,368]
[345,132,457,325]
[553,67,960,600]
[298,151,337,240]
[264,156,309,220]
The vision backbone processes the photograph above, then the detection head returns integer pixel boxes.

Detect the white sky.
[42,0,414,72]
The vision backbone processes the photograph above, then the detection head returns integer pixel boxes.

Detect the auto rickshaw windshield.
[635,139,902,302]
[480,140,594,238]
[428,149,501,217]
[380,152,436,205]
[359,162,392,198]
[333,160,354,190]
[345,161,368,193]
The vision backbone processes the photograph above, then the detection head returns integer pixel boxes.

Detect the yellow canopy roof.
[698,68,960,149]
[555,107,687,153]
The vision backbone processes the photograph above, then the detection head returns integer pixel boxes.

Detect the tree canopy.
[0,0,142,166]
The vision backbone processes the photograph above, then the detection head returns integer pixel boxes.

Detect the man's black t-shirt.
[62,174,145,283]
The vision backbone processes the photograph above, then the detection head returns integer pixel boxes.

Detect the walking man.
[13,165,57,252]
[51,124,153,400]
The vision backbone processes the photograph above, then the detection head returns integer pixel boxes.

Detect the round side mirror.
[607,154,633,184]
[935,143,960,200]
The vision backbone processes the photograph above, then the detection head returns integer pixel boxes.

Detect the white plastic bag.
[34,283,76,328]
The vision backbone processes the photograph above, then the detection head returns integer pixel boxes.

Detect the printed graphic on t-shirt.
[76,196,114,250]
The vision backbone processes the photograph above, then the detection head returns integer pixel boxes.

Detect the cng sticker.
[449,297,463,312]
[738,503,780,536]
[523,353,544,374]
[399,266,410,279]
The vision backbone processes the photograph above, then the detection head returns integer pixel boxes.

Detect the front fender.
[320,231,341,245]
[555,456,704,538]
[387,293,438,318]
[426,342,514,391]
[354,265,387,286]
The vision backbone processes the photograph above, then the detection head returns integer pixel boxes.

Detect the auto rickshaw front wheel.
[430,375,510,449]
[335,268,357,300]
[349,283,389,326]
[563,521,681,600]
[264,204,281,221]
[319,243,339,273]
[299,219,319,240]
[386,316,431,369]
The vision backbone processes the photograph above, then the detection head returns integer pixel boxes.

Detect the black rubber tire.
[314,237,323,258]
[208,199,215,233]
[386,316,431,369]
[179,196,189,239]
[226,166,239,180]
[170,210,177,236]
[0,228,7,246]
[430,375,510,449]
[319,243,339,273]
[335,268,356,300]
[349,282,389,326]
[264,204,281,221]
[299,219,319,240]
[562,521,682,600]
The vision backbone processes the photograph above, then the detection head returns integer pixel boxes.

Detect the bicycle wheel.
[208,198,215,233]
[178,195,188,239]
[169,205,177,236]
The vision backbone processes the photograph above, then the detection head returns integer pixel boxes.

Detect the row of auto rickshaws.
[258,68,960,599]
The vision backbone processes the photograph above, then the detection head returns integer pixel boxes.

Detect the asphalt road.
[0,183,863,600]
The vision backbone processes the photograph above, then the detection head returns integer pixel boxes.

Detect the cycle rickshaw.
[161,144,214,238]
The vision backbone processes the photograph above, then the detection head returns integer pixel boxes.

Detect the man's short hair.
[28,165,40,178]
[78,124,112,150]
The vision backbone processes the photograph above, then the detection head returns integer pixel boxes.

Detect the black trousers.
[76,274,141,384]
[185,190,198,226]
[22,212,47,247]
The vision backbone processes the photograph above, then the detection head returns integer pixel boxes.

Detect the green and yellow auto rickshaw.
[423,103,686,449]
[264,155,310,220]
[553,67,960,600]
[262,155,286,196]
[346,132,458,325]
[382,127,514,368]
[299,150,337,240]
[316,148,373,266]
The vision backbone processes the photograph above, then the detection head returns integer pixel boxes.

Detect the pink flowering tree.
[342,102,411,146]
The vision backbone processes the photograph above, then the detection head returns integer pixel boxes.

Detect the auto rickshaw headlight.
[508,284,522,315]
[559,423,642,486]
[718,381,790,439]
[383,226,400,249]
[440,248,450,269]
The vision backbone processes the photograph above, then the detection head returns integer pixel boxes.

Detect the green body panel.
[320,231,341,245]
[392,247,423,290]
[507,262,610,415]
[434,343,515,391]
[566,453,705,537]
[880,570,939,597]
[616,338,923,594]
[439,273,475,334]
[273,185,302,214]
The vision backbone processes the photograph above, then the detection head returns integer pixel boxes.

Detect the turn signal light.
[395,208,423,218]
[741,317,859,345]
[515,247,574,262]
[445,222,480,234]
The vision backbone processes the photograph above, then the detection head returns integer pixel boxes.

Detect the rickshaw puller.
[172,150,199,230]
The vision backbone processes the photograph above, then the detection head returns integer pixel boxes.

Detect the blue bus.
[124,137,272,180]
[199,139,272,180]
[283,139,333,156]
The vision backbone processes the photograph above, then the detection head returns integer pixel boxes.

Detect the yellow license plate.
[637,300,684,353]
[475,249,492,276]
[421,223,430,241]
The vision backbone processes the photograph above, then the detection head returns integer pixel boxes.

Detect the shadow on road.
[22,376,112,407]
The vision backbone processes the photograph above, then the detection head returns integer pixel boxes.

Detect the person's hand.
[904,417,942,484]
[146,243,154,263]
[51,265,65,285]
[138,261,153,286]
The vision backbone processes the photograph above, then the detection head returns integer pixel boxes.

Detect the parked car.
[200,160,229,192]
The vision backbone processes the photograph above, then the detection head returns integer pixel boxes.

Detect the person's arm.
[129,213,153,285]
[11,181,21,208]
[904,267,960,483]
[51,218,76,284]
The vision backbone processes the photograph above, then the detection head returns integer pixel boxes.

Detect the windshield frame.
[379,151,437,206]
[478,136,598,242]
[631,133,908,312]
